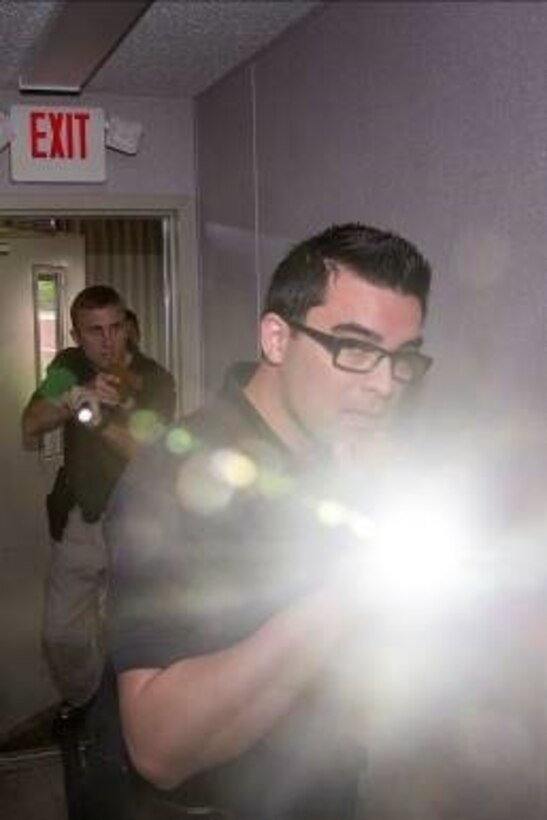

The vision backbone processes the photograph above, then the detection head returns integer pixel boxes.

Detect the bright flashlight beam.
[77,404,94,425]
[363,499,476,611]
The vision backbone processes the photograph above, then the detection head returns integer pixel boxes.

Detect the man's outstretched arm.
[22,396,71,447]
[22,371,138,458]
[119,585,353,790]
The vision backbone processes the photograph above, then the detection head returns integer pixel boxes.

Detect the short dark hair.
[263,223,432,321]
[125,308,140,334]
[70,285,125,329]
[125,308,141,345]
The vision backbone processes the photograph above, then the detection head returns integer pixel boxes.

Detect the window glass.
[33,267,64,458]
[34,269,62,382]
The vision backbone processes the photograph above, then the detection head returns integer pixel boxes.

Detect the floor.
[0,747,67,820]
[0,706,68,820]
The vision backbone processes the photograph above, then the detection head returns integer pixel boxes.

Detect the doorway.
[2,214,171,372]
[0,200,200,736]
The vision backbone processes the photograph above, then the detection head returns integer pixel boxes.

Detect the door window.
[33,266,66,457]
[33,266,64,382]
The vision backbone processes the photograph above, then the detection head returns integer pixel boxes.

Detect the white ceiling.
[0,0,319,99]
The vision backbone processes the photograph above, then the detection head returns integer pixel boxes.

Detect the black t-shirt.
[37,346,176,520]
[105,364,366,820]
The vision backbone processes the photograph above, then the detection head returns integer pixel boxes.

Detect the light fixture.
[105,116,144,155]
[19,1,153,94]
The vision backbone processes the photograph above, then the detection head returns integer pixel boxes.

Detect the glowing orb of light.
[166,427,194,455]
[129,410,165,443]
[176,452,234,514]
[316,499,348,527]
[210,448,258,489]
[365,493,475,611]
[77,405,94,425]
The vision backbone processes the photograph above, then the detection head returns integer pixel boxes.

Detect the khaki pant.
[43,506,107,705]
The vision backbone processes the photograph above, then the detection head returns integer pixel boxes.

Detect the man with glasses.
[103,223,432,819]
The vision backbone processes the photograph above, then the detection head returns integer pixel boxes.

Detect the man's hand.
[92,371,137,413]
[22,370,137,452]
[65,372,132,427]
[87,372,125,407]
[64,386,103,427]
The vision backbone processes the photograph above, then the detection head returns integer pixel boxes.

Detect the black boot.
[53,698,95,820]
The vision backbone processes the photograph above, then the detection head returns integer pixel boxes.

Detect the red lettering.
[65,112,74,159]
[74,112,89,159]
[28,109,93,163]
[30,111,47,158]
[48,112,65,158]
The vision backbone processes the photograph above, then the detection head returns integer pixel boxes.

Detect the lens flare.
[366,496,474,609]
[166,426,194,455]
[210,448,258,488]
[316,499,348,527]
[129,409,165,443]
[176,453,234,514]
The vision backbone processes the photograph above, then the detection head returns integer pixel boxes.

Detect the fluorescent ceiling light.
[19,0,153,94]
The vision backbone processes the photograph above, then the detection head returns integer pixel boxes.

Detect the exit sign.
[10,105,106,183]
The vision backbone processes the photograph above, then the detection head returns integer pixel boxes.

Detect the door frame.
[0,194,201,414]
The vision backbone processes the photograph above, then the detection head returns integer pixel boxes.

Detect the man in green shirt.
[22,284,175,708]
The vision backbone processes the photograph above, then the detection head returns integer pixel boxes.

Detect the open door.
[0,233,85,735]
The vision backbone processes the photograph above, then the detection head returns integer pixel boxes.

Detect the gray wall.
[196,3,547,816]
[197,1,546,421]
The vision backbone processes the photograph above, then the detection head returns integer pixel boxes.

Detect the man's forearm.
[119,587,352,789]
[22,397,71,445]
[22,389,138,458]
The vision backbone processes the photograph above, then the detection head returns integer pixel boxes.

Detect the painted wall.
[196,3,547,816]
[0,91,195,197]
[197,2,547,413]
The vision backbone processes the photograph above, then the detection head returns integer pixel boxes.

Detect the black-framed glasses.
[288,321,433,383]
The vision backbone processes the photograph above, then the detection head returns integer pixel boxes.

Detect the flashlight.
[76,403,95,425]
